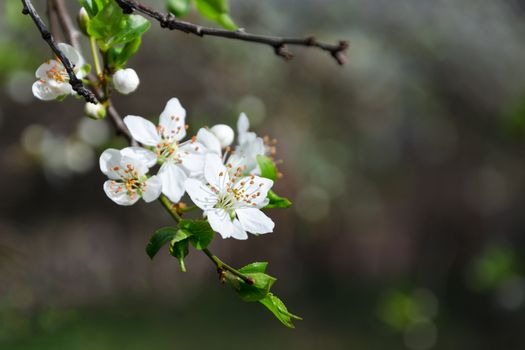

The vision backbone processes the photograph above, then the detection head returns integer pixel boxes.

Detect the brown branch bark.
[52,0,82,51]
[115,0,348,65]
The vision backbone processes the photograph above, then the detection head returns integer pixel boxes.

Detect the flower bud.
[112,68,140,95]
[77,7,90,36]
[84,102,106,120]
[210,124,234,148]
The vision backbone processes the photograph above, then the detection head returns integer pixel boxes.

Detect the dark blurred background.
[2,0,525,349]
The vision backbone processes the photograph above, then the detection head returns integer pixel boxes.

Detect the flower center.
[213,171,264,214]
[155,140,180,163]
[109,163,147,199]
[46,62,68,83]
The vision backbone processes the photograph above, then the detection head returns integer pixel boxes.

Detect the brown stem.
[115,0,348,65]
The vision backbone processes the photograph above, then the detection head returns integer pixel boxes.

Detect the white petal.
[121,146,157,168]
[237,113,250,135]
[178,142,205,175]
[185,178,217,210]
[231,219,248,240]
[99,148,122,180]
[236,208,274,234]
[159,162,187,203]
[196,128,222,155]
[204,153,228,191]
[159,98,187,141]
[142,175,162,202]
[57,43,83,67]
[32,80,63,101]
[207,209,236,239]
[103,180,140,206]
[123,115,160,146]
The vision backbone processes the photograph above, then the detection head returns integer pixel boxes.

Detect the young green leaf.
[264,190,292,209]
[259,293,303,328]
[107,37,142,69]
[195,0,237,30]
[79,0,108,18]
[87,1,150,51]
[167,0,193,17]
[187,220,215,250]
[146,226,177,259]
[225,270,276,302]
[256,155,278,181]
[239,262,268,274]
[169,234,190,272]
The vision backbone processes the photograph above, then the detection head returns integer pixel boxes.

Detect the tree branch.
[52,0,82,51]
[21,0,97,103]
[115,0,348,65]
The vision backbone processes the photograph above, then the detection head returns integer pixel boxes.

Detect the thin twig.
[115,0,348,65]
[52,0,82,51]
[21,0,97,103]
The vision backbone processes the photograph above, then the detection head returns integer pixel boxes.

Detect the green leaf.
[167,0,192,17]
[256,155,277,181]
[195,0,237,30]
[259,293,302,328]
[264,190,292,209]
[225,270,276,302]
[239,262,268,274]
[189,221,215,250]
[146,227,177,259]
[87,1,150,51]
[79,0,108,18]
[169,238,189,272]
[107,37,142,69]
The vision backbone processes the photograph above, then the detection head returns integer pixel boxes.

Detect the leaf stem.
[159,194,182,222]
[90,36,103,78]
[203,248,254,285]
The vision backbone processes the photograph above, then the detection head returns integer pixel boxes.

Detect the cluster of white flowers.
[99,98,276,240]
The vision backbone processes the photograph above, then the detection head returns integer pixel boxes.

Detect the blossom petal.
[197,128,222,155]
[207,209,236,239]
[236,208,274,234]
[123,115,160,146]
[159,98,186,141]
[185,178,217,210]
[32,80,64,101]
[231,219,248,240]
[159,162,187,203]
[121,146,157,168]
[103,180,140,206]
[99,148,122,180]
[237,113,257,144]
[204,153,229,190]
[142,175,162,202]
[179,142,205,175]
[58,43,83,68]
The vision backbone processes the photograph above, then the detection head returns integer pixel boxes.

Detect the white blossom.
[99,147,161,206]
[112,68,140,94]
[185,153,274,240]
[124,98,208,203]
[32,43,86,101]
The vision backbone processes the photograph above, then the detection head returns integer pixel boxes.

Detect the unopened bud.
[112,68,140,95]
[77,7,90,35]
[84,102,106,120]
[210,124,234,148]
